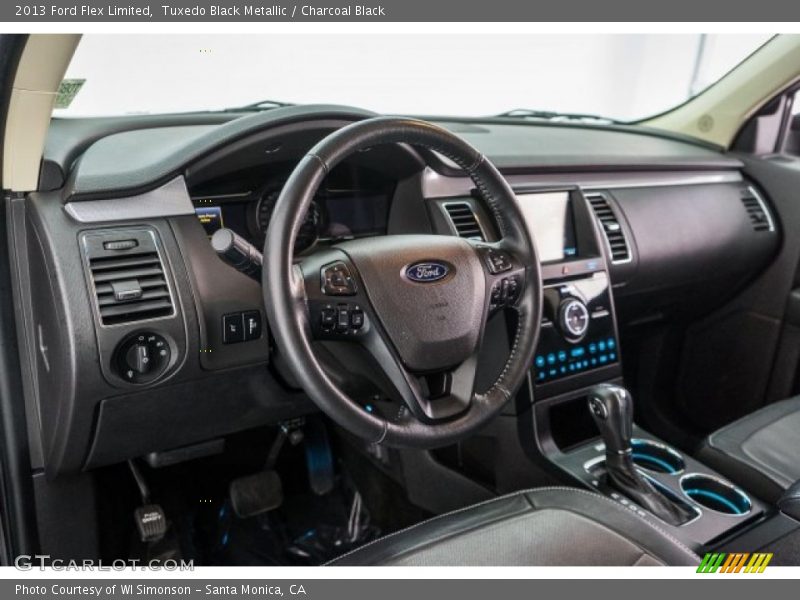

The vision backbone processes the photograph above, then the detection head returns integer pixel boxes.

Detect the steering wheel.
[263,117,542,448]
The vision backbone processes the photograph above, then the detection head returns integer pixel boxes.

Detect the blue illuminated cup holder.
[631,439,685,475]
[680,473,752,517]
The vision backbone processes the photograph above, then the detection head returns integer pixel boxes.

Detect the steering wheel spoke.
[298,244,476,423]
[361,324,477,424]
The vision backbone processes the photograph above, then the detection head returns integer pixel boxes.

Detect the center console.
[514,187,623,396]
[431,184,789,553]
[507,187,776,550]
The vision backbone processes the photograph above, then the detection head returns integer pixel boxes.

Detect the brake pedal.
[229,470,283,518]
[228,420,302,518]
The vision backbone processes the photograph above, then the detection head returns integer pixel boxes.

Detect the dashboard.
[15,105,781,478]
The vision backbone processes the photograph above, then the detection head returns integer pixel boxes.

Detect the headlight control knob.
[115,332,171,384]
[558,298,590,341]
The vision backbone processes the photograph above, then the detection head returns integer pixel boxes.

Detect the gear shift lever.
[588,384,694,526]
[588,383,633,456]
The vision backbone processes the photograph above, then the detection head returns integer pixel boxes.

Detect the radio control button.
[322,262,357,296]
[559,298,590,340]
[484,249,513,274]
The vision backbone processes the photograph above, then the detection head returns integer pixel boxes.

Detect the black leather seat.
[329,487,698,566]
[697,397,800,503]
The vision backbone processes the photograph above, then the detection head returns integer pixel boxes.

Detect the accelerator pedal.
[304,417,335,496]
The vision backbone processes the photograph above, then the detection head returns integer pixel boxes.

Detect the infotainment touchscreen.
[515,191,578,263]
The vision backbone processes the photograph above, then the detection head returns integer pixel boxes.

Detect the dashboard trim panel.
[422,168,744,198]
[64,176,195,223]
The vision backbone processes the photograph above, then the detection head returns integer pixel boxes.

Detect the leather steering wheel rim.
[263,117,542,448]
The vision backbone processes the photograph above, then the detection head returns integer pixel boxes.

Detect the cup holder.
[631,439,685,474]
[680,474,752,516]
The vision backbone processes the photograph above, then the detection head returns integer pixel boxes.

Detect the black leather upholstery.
[778,480,800,521]
[328,487,699,566]
[697,396,800,503]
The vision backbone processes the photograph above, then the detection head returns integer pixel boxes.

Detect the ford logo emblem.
[405,261,450,283]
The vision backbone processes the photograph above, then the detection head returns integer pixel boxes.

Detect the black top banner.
[3,0,799,22]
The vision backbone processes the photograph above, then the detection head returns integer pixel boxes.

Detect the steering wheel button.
[506,276,520,299]
[322,262,357,296]
[490,283,502,303]
[320,308,336,330]
[501,278,511,300]
[350,308,365,330]
[336,307,350,332]
[485,249,512,274]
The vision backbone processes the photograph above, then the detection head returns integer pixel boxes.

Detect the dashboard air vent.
[586,194,631,264]
[89,251,174,325]
[740,186,774,232]
[443,202,486,241]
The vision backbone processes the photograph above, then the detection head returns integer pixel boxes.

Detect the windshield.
[55,33,774,122]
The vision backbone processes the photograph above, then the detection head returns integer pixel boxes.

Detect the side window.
[733,89,800,156]
[783,91,800,156]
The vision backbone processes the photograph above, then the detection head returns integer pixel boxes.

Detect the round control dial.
[115,332,171,384]
[559,298,590,341]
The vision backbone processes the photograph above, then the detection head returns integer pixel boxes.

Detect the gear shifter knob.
[587,383,633,455]
[586,383,696,526]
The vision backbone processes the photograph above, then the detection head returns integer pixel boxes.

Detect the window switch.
[223,313,244,344]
